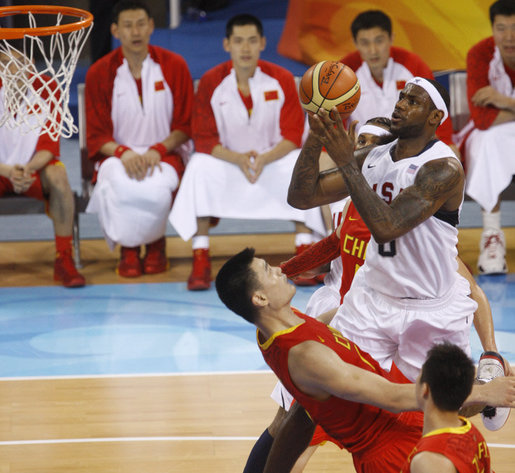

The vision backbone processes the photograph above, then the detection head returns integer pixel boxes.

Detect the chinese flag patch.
[264,90,278,101]
[396,80,406,90]
[154,80,165,91]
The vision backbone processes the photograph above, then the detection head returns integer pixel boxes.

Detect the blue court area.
[1,277,514,378]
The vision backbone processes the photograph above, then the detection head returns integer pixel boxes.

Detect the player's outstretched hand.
[476,376,515,409]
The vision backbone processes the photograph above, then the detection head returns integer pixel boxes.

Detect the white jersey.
[0,95,40,165]
[361,139,461,299]
[111,56,174,154]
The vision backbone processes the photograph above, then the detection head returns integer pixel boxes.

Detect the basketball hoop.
[0,5,93,140]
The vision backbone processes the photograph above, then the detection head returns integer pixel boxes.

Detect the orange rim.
[0,5,93,39]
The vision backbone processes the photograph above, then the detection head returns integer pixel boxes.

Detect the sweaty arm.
[289,340,418,412]
[287,127,370,209]
[310,109,465,243]
[456,257,498,354]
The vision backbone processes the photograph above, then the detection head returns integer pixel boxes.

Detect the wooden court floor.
[1,228,514,472]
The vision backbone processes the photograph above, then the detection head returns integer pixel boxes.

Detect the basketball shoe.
[54,249,85,288]
[477,351,511,431]
[143,237,168,274]
[187,248,211,291]
[478,230,507,275]
[292,244,322,287]
[117,246,142,278]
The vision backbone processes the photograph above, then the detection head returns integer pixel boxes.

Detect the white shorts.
[330,268,477,382]
[270,284,340,410]
[465,121,515,212]
[86,157,179,249]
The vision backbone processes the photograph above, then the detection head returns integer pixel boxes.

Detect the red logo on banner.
[264,90,278,101]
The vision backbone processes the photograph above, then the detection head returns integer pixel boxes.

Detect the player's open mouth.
[391,111,402,122]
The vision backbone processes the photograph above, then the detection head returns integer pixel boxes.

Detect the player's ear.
[428,109,444,127]
[421,381,430,400]
[252,290,267,308]
[260,36,266,52]
[223,37,230,53]
[111,22,119,39]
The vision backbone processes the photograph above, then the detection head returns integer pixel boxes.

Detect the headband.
[405,77,449,123]
[357,124,391,137]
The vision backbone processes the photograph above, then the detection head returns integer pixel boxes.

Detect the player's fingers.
[348,120,359,138]
[317,108,332,126]
[332,107,345,130]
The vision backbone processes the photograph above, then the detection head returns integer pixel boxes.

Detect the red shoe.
[143,237,169,274]
[292,244,321,287]
[117,246,142,278]
[54,250,86,288]
[187,248,211,291]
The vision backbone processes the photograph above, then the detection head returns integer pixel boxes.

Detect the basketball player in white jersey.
[289,79,510,434]
[460,0,515,275]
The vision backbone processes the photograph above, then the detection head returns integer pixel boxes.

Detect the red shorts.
[0,159,61,200]
[310,424,343,448]
[352,411,423,473]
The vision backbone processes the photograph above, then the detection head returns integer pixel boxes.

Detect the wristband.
[150,142,167,159]
[114,144,130,158]
[280,231,340,278]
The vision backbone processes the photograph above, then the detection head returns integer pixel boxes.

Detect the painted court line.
[0,436,259,446]
[0,436,512,448]
[0,370,273,382]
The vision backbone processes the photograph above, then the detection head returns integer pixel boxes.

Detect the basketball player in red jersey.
[85,1,194,278]
[460,0,515,275]
[241,119,391,473]
[0,49,85,288]
[401,343,492,473]
[242,117,508,473]
[214,248,515,473]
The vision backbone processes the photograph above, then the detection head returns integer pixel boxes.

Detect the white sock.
[192,235,209,250]
[295,232,313,246]
[482,210,501,233]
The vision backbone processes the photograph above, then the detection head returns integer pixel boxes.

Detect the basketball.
[299,61,361,120]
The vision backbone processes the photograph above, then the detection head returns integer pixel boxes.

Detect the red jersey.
[337,201,370,302]
[259,310,422,454]
[85,45,193,179]
[466,36,515,130]
[401,417,492,472]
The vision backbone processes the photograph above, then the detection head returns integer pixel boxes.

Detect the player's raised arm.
[288,118,369,209]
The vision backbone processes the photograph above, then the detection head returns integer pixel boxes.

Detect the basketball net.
[0,11,92,141]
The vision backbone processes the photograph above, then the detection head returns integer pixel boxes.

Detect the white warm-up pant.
[465,122,515,212]
[86,157,179,249]
[169,151,326,241]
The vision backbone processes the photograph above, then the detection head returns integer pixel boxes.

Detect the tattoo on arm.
[288,137,323,208]
[338,157,463,243]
